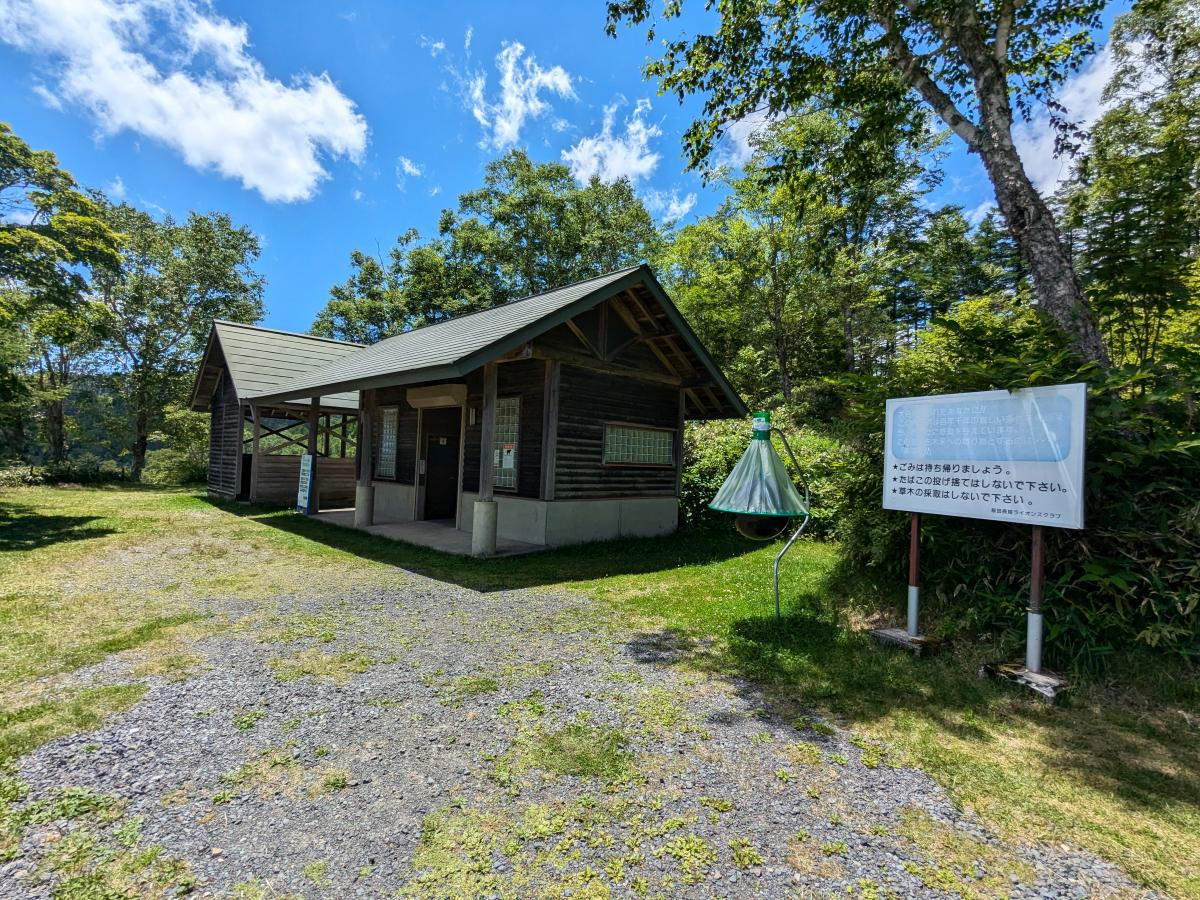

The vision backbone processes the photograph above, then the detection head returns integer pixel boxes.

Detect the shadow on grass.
[626,608,1200,823]
[223,499,763,593]
[0,497,116,552]
[222,495,1200,829]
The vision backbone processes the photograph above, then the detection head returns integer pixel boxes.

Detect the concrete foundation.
[353,484,375,527]
[372,481,416,523]
[458,493,678,547]
[471,500,498,557]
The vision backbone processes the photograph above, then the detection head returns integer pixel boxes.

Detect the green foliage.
[141,404,209,485]
[679,418,854,538]
[1,123,122,452]
[91,202,264,479]
[832,296,1200,663]
[313,149,660,341]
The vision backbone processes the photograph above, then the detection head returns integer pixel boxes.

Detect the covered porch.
[310,509,543,557]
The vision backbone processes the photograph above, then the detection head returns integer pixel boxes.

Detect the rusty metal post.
[1027,525,1045,673]
[907,513,921,636]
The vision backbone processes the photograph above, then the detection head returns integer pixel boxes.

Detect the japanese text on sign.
[883,384,1086,529]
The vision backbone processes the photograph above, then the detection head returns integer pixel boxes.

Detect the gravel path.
[1,574,1150,899]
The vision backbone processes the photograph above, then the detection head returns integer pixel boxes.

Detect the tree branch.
[874,11,981,150]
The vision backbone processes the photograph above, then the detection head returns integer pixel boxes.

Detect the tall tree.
[0,122,121,452]
[91,204,264,479]
[313,150,661,342]
[26,300,112,463]
[606,0,1111,365]
[1063,0,1200,366]
[662,111,932,404]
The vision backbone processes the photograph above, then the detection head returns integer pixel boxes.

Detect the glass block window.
[604,424,675,466]
[376,407,398,478]
[492,397,520,490]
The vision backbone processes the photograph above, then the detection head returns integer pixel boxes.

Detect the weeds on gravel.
[729,836,764,868]
[654,833,716,884]
[303,860,329,886]
[0,775,195,897]
[0,684,146,764]
[897,807,1034,897]
[233,710,265,730]
[268,649,374,684]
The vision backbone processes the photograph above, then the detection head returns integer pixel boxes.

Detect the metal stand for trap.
[768,427,811,622]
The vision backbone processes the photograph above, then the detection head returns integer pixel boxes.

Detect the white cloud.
[429,184,441,197]
[105,175,127,200]
[715,107,774,168]
[644,188,697,222]
[352,188,364,202]
[0,0,368,203]
[395,155,423,191]
[562,98,661,184]
[1014,47,1115,194]
[419,35,445,57]
[463,25,473,52]
[31,82,62,109]
[966,200,997,226]
[467,41,575,149]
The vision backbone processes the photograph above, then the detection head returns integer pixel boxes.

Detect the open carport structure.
[189,321,364,507]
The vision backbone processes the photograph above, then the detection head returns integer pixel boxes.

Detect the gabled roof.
[247,265,747,417]
[189,321,363,413]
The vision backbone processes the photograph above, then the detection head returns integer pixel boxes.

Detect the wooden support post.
[478,363,497,503]
[354,392,375,527]
[673,390,686,498]
[250,404,261,502]
[305,396,320,514]
[473,362,499,556]
[540,359,560,500]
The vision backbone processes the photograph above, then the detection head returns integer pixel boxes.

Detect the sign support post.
[1026,526,1044,674]
[907,513,921,636]
[871,510,937,654]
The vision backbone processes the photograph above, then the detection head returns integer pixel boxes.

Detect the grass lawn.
[1,483,1198,897]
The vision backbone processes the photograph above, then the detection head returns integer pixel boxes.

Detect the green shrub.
[833,298,1200,667]
[679,417,855,538]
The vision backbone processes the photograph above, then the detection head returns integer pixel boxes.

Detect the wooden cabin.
[243,265,746,554]
[189,321,363,506]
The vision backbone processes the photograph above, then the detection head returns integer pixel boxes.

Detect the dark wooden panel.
[554,366,679,499]
[461,361,543,499]
[207,371,241,498]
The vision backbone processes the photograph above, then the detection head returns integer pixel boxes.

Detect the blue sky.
[0,0,1126,333]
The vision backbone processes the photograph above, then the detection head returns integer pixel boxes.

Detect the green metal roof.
[189,321,363,412]
[247,265,747,417]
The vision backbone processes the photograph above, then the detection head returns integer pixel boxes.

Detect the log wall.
[207,371,242,498]
[553,365,679,499]
[253,454,356,506]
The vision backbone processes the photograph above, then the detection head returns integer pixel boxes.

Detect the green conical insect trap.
[709,411,811,619]
[709,412,809,519]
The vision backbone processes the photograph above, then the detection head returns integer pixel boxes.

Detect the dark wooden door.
[424,433,459,520]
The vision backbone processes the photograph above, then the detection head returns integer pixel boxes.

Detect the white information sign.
[883,383,1086,529]
[296,453,314,513]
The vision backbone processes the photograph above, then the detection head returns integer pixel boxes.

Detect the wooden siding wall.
[207,371,242,498]
[254,455,356,505]
[461,360,544,498]
[371,388,418,484]
[554,365,679,499]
